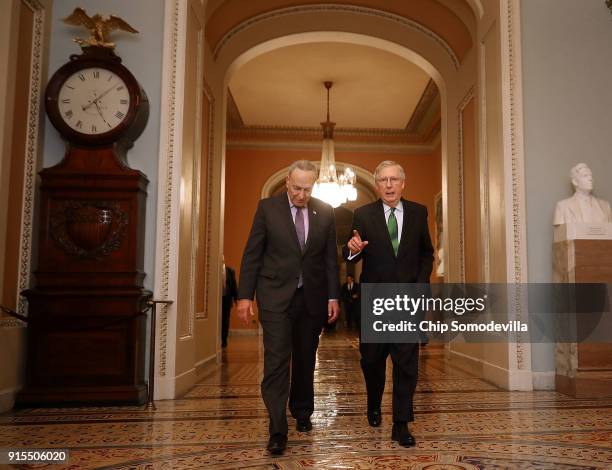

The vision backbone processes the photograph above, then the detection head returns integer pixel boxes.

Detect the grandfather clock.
[18,26,151,405]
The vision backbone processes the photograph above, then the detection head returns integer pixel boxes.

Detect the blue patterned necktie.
[388,207,399,256]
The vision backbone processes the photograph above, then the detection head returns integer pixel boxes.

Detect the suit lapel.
[303,202,318,255]
[374,199,395,256]
[279,192,302,254]
[397,199,412,259]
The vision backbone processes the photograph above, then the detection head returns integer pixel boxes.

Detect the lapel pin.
[313,210,317,215]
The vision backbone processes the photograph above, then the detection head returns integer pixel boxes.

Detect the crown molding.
[226,89,244,128]
[227,78,440,142]
[226,138,437,154]
[405,79,439,133]
[226,120,441,151]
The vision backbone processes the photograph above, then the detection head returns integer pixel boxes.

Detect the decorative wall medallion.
[50,200,128,259]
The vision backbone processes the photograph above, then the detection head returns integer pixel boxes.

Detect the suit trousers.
[347,302,360,329]
[221,296,233,344]
[259,288,323,436]
[359,341,419,422]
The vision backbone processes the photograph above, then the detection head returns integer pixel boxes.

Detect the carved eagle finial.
[62,7,138,49]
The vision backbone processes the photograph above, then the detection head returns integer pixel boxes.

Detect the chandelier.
[312,81,357,208]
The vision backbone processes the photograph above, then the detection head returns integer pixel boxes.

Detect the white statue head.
[570,163,594,194]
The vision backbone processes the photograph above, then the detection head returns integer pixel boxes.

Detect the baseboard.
[448,349,533,390]
[229,328,260,336]
[195,353,218,379]
[154,366,197,400]
[532,371,555,390]
[508,369,534,391]
[174,366,197,398]
[154,376,176,400]
[0,386,19,413]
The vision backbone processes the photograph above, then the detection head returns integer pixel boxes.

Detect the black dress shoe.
[367,408,382,427]
[296,417,313,432]
[391,422,416,447]
[266,434,287,455]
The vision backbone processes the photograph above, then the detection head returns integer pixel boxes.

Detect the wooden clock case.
[17,46,151,406]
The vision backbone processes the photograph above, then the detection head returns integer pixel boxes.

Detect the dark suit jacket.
[238,192,340,321]
[223,266,238,302]
[342,199,434,283]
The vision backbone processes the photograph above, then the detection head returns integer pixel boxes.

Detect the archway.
[153,1,531,398]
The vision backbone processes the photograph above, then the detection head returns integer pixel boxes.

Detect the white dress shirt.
[348,201,403,259]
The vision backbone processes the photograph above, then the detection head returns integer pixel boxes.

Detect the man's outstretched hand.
[347,230,369,254]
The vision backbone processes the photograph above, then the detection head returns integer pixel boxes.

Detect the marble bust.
[553,163,612,226]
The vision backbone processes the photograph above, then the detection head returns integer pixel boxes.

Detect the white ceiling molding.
[213,4,460,69]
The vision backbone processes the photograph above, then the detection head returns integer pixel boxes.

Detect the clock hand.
[82,83,119,111]
[94,100,112,128]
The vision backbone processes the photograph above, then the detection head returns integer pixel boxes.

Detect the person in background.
[341,274,361,331]
[221,255,238,348]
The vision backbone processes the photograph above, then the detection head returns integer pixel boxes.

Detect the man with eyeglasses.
[343,160,433,447]
[237,160,340,455]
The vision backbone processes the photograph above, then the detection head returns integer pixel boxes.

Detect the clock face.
[57,67,131,135]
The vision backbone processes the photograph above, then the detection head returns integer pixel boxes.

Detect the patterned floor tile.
[0,332,610,469]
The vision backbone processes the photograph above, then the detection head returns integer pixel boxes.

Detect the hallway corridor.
[1,332,611,469]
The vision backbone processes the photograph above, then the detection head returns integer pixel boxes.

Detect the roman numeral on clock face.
[115,111,125,119]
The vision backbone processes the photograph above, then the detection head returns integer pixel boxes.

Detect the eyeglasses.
[375,177,404,185]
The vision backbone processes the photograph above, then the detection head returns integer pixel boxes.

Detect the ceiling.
[228,42,433,130]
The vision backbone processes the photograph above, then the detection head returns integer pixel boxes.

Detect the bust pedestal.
[553,223,612,398]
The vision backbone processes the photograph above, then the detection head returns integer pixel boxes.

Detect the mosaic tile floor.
[1,331,611,469]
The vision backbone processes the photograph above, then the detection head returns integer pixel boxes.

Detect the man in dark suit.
[221,255,238,348]
[343,160,433,447]
[340,274,360,330]
[237,160,340,455]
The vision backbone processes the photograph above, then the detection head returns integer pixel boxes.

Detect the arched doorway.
[153,0,531,398]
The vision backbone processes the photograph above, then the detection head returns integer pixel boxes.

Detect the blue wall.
[521,0,612,372]
[43,0,165,290]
